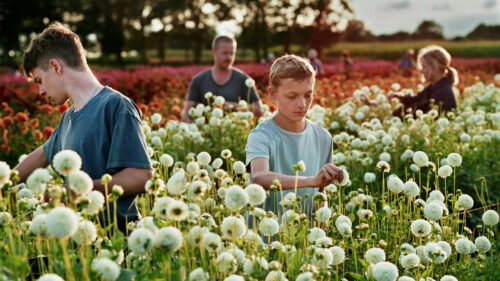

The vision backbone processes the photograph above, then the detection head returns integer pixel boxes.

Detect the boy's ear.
[49,59,63,75]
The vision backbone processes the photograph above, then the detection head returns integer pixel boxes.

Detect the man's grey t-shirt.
[245,118,333,217]
[187,68,259,105]
[43,86,151,226]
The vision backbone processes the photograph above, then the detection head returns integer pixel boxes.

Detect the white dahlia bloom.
[437,241,452,257]
[46,207,78,239]
[425,242,448,263]
[154,226,183,252]
[52,150,82,176]
[245,78,255,88]
[312,247,333,268]
[166,170,187,195]
[189,267,209,281]
[186,162,199,175]
[398,277,415,281]
[364,172,376,183]
[335,215,353,228]
[72,220,97,245]
[365,247,386,264]
[150,113,162,124]
[225,185,249,210]
[159,154,174,167]
[233,161,246,174]
[424,202,443,221]
[413,151,429,167]
[259,217,280,237]
[372,262,398,281]
[330,246,345,265]
[474,236,491,253]
[482,210,499,225]
[37,273,65,281]
[265,270,288,281]
[68,170,93,195]
[216,252,237,275]
[332,169,350,186]
[30,214,48,237]
[388,174,404,193]
[128,228,155,255]
[136,216,159,234]
[245,184,266,206]
[403,180,420,197]
[166,200,189,221]
[401,254,419,269]
[455,238,473,255]
[316,206,332,223]
[221,216,247,239]
[437,165,453,178]
[92,257,120,281]
[26,168,52,195]
[428,190,445,203]
[197,152,211,166]
[83,190,105,215]
[307,227,326,243]
[243,255,269,276]
[203,232,222,253]
[440,276,458,281]
[457,194,474,210]
[446,153,462,167]
[212,158,223,169]
[296,272,315,281]
[410,219,431,237]
[0,161,11,186]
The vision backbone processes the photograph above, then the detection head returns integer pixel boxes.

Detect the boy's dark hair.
[211,35,236,50]
[22,22,86,77]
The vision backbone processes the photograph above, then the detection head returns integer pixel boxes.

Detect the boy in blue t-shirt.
[245,54,343,216]
[14,22,152,232]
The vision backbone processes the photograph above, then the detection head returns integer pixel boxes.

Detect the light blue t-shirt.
[245,118,333,217]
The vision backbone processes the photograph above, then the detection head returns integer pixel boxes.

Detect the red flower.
[15,112,29,123]
[58,104,70,113]
[2,117,13,128]
[30,118,40,129]
[40,104,53,114]
[43,126,55,141]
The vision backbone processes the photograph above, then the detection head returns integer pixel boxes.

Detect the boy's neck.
[65,68,103,112]
[273,112,307,133]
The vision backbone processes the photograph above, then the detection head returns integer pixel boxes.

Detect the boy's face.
[212,42,236,71]
[271,77,314,123]
[32,60,68,105]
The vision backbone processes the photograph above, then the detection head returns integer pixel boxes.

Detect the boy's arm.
[250,157,342,190]
[250,101,263,118]
[14,146,50,182]
[92,167,152,197]
[181,100,195,123]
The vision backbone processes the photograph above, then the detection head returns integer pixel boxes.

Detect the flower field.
[0,58,500,280]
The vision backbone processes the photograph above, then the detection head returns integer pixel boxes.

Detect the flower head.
[26,168,52,195]
[72,220,97,245]
[0,161,11,186]
[53,150,82,176]
[245,184,266,206]
[92,257,121,281]
[167,170,187,195]
[388,174,404,194]
[403,180,420,197]
[259,217,279,236]
[154,226,183,252]
[438,165,453,178]
[400,254,419,269]
[446,153,462,167]
[457,194,474,210]
[225,185,249,210]
[372,262,398,281]
[365,248,386,264]
[482,210,499,225]
[221,216,247,239]
[474,236,491,253]
[68,170,93,195]
[424,202,443,221]
[46,207,79,239]
[413,151,429,167]
[410,219,431,237]
[233,161,246,174]
[245,78,255,88]
[128,228,154,255]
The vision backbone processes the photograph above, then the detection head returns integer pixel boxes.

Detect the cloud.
[432,3,451,10]
[387,0,411,10]
[483,0,497,9]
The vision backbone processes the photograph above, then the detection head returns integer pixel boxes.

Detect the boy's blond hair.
[269,54,316,89]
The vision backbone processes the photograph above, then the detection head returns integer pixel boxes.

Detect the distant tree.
[377,31,412,41]
[466,24,500,40]
[412,20,444,39]
[342,19,374,42]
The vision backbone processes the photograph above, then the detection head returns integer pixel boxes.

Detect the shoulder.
[191,69,211,82]
[232,68,250,80]
[248,119,275,141]
[307,120,332,141]
[101,87,142,117]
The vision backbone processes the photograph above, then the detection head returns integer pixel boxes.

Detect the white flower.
[186,162,199,175]
[217,252,237,275]
[0,161,11,186]
[136,217,159,234]
[37,273,65,281]
[160,154,174,167]
[92,257,120,281]
[151,136,162,147]
[403,180,420,197]
[457,194,474,209]
[0,212,12,224]
[337,222,352,237]
[400,243,416,255]
[424,242,448,263]
[72,220,97,245]
[357,209,373,220]
[245,78,256,88]
[150,113,162,124]
[424,202,443,221]
[437,165,452,178]
[332,169,349,186]
[460,133,471,142]
[335,215,352,229]
[30,214,48,237]
[166,200,189,221]
[221,149,232,159]
[364,172,376,183]
[297,160,306,172]
[410,219,431,237]
[330,246,345,265]
[188,180,207,200]
[428,190,445,202]
[46,207,78,239]
[379,152,391,163]
[482,210,499,225]
[365,248,386,264]
[167,170,187,195]
[413,151,429,167]
[474,236,491,253]
[440,276,458,281]
[203,232,222,253]
[213,96,225,107]
[26,168,52,195]
[296,272,314,281]
[399,277,415,281]
[401,254,419,269]
[409,164,419,173]
[52,150,82,176]
[325,183,337,194]
[238,100,248,110]
[387,175,404,193]
[308,227,326,243]
[455,238,473,255]
[128,228,154,255]
[154,226,183,252]
[245,184,266,206]
[68,170,93,195]
[189,267,209,281]
[259,217,279,236]
[211,158,223,170]
[265,270,288,281]
[221,216,247,239]
[373,262,398,281]
[233,161,246,174]
[83,191,105,215]
[225,185,249,210]
[316,206,332,223]
[224,275,244,281]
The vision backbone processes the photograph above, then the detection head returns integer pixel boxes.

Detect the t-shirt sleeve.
[326,137,333,164]
[245,129,269,166]
[187,75,201,103]
[106,109,151,170]
[248,85,259,104]
[43,126,59,164]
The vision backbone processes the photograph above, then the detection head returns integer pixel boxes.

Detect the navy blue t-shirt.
[43,86,151,226]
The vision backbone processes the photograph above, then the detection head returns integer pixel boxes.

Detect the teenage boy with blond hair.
[15,22,152,232]
[246,54,343,215]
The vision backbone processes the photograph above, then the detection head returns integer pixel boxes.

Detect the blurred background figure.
[340,50,353,79]
[399,49,416,76]
[307,48,324,76]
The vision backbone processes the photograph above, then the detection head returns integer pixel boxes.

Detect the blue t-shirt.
[245,118,333,216]
[43,86,151,226]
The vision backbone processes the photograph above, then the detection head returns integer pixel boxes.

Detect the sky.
[351,0,500,38]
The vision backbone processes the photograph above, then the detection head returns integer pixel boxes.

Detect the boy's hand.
[312,163,343,188]
[387,93,404,101]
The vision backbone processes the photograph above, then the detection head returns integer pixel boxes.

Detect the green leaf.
[348,272,365,280]
[117,268,136,281]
